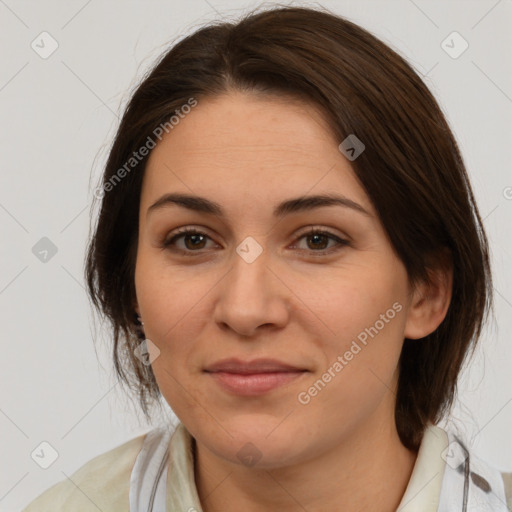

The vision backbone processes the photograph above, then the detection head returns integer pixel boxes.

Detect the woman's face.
[134,91,417,468]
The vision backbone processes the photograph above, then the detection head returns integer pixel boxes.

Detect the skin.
[133,91,452,511]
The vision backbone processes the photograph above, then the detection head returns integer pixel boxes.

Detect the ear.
[404,249,453,340]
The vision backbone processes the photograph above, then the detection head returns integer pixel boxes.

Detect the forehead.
[141,92,373,217]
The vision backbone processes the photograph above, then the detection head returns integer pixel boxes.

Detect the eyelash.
[161,226,350,256]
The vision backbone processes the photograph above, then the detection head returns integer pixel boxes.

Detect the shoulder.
[502,472,512,512]
[424,424,512,511]
[466,443,512,511]
[21,431,148,512]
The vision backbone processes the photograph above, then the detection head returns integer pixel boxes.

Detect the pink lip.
[204,358,308,396]
[204,357,306,373]
[207,371,306,395]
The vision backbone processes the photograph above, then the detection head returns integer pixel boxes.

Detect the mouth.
[204,358,308,396]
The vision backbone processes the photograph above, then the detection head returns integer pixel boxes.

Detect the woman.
[22,4,511,511]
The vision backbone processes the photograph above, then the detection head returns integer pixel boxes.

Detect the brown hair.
[85,4,493,450]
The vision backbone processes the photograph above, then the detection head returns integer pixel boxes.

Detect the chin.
[215,435,306,470]
[198,417,311,470]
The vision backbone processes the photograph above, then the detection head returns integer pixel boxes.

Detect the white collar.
[392,424,508,511]
[397,423,448,511]
[147,422,507,511]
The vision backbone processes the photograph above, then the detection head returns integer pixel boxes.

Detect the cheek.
[298,264,408,403]
[295,260,408,353]
[297,303,406,441]
[134,255,212,410]
[134,249,216,342]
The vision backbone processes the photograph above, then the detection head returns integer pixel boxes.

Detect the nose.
[212,243,290,338]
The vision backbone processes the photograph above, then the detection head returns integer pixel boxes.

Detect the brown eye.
[306,232,330,250]
[161,227,349,257]
[291,229,350,254]
[162,228,214,252]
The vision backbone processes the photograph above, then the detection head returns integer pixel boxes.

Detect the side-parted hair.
[85,5,492,450]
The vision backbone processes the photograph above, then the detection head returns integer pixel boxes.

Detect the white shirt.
[22,421,512,511]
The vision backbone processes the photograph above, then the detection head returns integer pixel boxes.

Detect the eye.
[291,228,350,255]
[161,226,350,256]
[162,227,216,254]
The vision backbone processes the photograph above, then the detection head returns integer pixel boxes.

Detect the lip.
[204,357,306,373]
[208,371,306,395]
[205,357,306,374]
[204,358,308,396]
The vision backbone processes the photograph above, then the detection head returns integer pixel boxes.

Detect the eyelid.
[293,225,350,242]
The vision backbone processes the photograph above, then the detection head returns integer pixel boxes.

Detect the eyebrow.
[147,192,371,218]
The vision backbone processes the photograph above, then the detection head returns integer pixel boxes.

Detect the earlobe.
[404,255,453,340]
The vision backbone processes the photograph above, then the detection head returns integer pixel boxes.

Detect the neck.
[194,412,418,512]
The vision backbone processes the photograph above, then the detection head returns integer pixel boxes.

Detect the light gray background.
[1,0,511,510]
